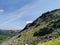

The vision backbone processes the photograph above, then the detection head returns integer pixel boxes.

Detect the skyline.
[0,0,60,30]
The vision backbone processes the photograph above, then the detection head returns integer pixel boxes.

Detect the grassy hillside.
[1,9,60,45]
[37,37,60,45]
[0,30,19,44]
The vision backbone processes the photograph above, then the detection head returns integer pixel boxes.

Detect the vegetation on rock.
[1,9,60,45]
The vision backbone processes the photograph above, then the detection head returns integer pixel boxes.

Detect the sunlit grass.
[37,37,60,45]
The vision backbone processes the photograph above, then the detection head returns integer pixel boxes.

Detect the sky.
[0,0,60,30]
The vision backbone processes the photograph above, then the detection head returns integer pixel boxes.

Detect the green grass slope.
[1,9,60,45]
[37,37,60,45]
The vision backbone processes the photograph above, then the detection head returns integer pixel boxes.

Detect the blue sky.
[0,0,60,30]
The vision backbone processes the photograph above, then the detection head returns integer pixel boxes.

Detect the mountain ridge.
[1,9,60,45]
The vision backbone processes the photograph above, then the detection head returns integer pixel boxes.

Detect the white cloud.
[0,9,4,13]
[26,21,33,24]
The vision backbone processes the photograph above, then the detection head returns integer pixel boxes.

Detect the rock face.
[1,9,60,45]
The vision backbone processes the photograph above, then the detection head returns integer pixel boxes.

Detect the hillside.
[0,30,19,44]
[1,9,60,45]
[37,37,60,45]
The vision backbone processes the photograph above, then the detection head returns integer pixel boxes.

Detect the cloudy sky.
[0,0,60,30]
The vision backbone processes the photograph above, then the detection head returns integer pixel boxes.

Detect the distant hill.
[1,9,60,45]
[0,30,19,44]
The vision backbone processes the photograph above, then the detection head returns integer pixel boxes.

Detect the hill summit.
[1,9,60,45]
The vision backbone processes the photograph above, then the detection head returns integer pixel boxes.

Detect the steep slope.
[37,37,60,45]
[0,30,19,44]
[1,9,60,45]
